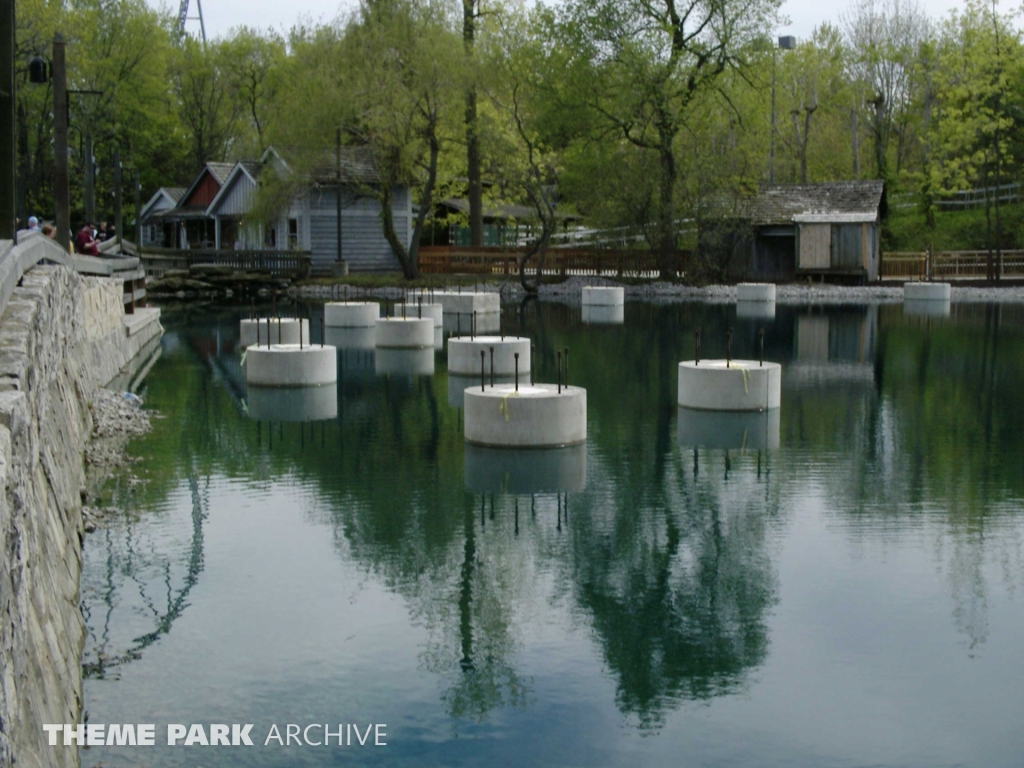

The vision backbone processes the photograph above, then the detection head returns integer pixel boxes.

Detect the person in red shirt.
[74,223,99,255]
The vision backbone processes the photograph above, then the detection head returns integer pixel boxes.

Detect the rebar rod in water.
[564,348,569,387]
[418,296,422,319]
[514,353,519,392]
[557,350,562,393]
[480,350,486,391]
[489,347,495,387]
[472,311,476,339]
[695,328,701,365]
[278,317,282,345]
[727,327,732,368]
[266,316,270,348]
[531,345,535,385]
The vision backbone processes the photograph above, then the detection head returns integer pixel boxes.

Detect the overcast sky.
[177,0,974,42]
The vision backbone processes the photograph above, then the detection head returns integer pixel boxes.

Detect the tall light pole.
[770,35,797,185]
[1,0,15,242]
[52,33,69,251]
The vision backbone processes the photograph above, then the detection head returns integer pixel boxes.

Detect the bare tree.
[842,0,931,180]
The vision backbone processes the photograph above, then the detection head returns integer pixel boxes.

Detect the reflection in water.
[81,476,208,679]
[245,384,338,422]
[80,300,1024,767]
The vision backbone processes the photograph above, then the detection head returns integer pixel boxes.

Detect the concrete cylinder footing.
[240,318,310,348]
[448,336,531,376]
[582,286,624,306]
[677,406,780,450]
[387,302,443,327]
[247,385,338,422]
[464,384,586,448]
[324,302,380,328]
[448,373,514,409]
[904,282,951,301]
[375,347,435,377]
[443,311,500,335]
[737,283,776,302]
[677,360,781,411]
[582,304,625,324]
[464,443,587,494]
[375,317,434,348]
[408,291,499,315]
[903,298,951,317]
[736,301,776,320]
[246,344,337,387]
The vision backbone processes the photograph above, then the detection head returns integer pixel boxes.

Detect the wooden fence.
[418,246,666,277]
[140,248,312,278]
[881,250,1024,280]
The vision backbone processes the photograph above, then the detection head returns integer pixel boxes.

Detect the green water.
[80,300,1024,767]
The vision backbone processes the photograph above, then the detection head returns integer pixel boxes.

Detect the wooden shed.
[738,181,885,283]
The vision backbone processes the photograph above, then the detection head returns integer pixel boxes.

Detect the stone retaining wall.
[0,265,162,768]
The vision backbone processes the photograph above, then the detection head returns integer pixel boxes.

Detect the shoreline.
[286,276,1024,305]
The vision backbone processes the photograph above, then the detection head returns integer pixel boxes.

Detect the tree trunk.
[379,135,439,281]
[656,128,677,279]
[872,93,886,181]
[463,0,483,247]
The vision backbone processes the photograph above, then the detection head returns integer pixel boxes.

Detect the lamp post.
[52,33,69,251]
[770,35,797,185]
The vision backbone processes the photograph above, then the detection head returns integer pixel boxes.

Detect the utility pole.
[1,0,16,242]
[770,36,796,186]
[53,33,70,252]
[113,144,122,243]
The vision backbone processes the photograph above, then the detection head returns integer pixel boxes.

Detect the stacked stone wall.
[0,265,161,768]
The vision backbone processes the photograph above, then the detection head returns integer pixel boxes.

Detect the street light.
[770,35,797,185]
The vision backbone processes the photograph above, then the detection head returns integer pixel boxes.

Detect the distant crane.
[177,0,207,43]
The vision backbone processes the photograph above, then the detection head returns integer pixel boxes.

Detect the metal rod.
[557,350,562,393]
[321,315,325,348]
[472,311,476,339]
[278,316,282,345]
[726,327,732,368]
[457,312,461,336]
[564,347,569,387]
[695,328,701,365]
[531,345,535,385]
[480,350,485,391]
[418,296,422,319]
[489,346,494,387]
[759,328,764,367]
[514,353,519,392]
[266,316,270,348]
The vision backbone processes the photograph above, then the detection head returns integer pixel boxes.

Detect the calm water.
[81,300,1024,768]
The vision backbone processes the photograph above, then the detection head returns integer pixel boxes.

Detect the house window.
[288,218,298,249]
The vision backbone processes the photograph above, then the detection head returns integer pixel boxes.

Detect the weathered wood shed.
[736,181,885,282]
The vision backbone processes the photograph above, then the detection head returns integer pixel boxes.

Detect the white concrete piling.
[677,360,781,411]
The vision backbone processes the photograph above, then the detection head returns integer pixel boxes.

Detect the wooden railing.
[418,246,666,277]
[882,250,1024,280]
[140,248,312,278]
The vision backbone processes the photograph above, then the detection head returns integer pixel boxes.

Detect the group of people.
[73,221,118,255]
[22,215,118,255]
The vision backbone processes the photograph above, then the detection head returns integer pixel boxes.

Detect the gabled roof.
[750,181,884,226]
[179,162,236,209]
[205,161,262,216]
[139,187,185,221]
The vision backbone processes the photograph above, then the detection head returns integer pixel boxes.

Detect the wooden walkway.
[140,248,312,278]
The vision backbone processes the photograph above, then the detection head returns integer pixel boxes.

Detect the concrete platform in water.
[677,360,781,412]
[464,383,586,448]
[375,317,434,349]
[324,301,379,328]
[448,336,531,376]
[246,344,337,387]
